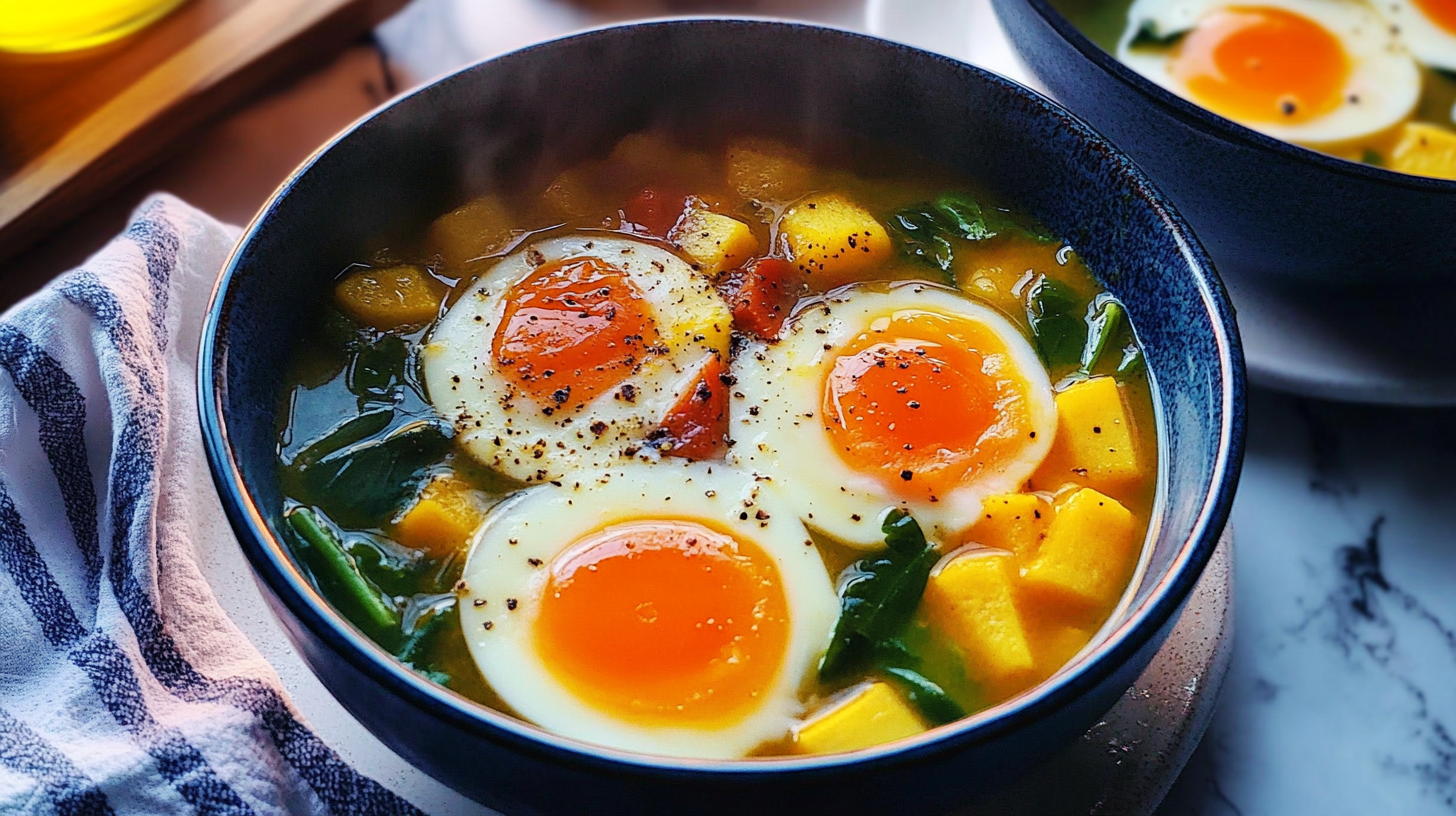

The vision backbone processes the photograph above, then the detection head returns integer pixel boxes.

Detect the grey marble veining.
[1159,389,1456,815]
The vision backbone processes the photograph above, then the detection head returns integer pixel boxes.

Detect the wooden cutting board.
[0,0,409,262]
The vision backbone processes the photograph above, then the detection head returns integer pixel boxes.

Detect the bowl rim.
[198,17,1247,781]
[1002,0,1456,194]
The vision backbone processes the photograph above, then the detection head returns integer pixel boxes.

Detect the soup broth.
[275,131,1159,759]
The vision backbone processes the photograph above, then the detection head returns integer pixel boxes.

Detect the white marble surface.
[1157,391,1456,816]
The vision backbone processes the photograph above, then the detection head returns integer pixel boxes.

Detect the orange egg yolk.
[1171,6,1349,125]
[1414,0,1456,34]
[492,258,659,408]
[533,521,790,725]
[823,309,1038,501]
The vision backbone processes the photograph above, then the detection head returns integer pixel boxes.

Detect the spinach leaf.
[1080,294,1126,373]
[347,334,410,403]
[872,634,971,725]
[820,509,940,680]
[291,414,453,527]
[1361,149,1384,167]
[882,667,967,726]
[887,208,957,279]
[931,193,996,242]
[343,532,427,597]
[1025,277,1088,370]
[397,601,456,666]
[1116,344,1146,379]
[285,507,400,635]
[1128,21,1187,49]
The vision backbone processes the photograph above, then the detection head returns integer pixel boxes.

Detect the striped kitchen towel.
[0,195,425,816]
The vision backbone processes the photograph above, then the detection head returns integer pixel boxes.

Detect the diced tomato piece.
[621,187,692,238]
[657,354,729,460]
[721,257,802,339]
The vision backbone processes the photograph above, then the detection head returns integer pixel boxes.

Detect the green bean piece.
[286,507,400,633]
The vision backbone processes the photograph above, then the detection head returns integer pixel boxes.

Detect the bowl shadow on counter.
[200,20,1244,815]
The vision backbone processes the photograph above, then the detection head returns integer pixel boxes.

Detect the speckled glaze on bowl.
[199,20,1244,815]
[992,0,1456,285]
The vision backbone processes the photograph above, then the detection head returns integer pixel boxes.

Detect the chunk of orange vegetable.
[922,550,1034,684]
[670,208,760,277]
[333,265,444,330]
[964,492,1051,560]
[393,475,485,557]
[1021,488,1139,610]
[1388,122,1456,182]
[726,138,812,203]
[656,354,729,460]
[426,195,513,268]
[720,257,803,340]
[780,193,893,286]
[1032,376,1141,497]
[792,682,927,755]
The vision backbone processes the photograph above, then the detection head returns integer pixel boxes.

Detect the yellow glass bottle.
[0,0,193,54]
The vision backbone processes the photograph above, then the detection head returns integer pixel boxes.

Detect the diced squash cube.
[334,265,443,330]
[780,194,893,285]
[541,166,605,219]
[1032,376,1141,496]
[922,551,1034,683]
[965,493,1050,560]
[1388,122,1456,181]
[669,209,760,277]
[793,682,927,755]
[726,138,812,202]
[1028,624,1092,680]
[1021,488,1138,609]
[393,475,485,557]
[426,195,514,268]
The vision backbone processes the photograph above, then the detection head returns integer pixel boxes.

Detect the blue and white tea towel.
[0,195,425,816]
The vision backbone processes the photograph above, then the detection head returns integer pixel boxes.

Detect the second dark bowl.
[994,0,1456,284]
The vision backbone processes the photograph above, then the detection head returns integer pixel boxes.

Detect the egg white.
[1119,0,1422,146]
[728,284,1056,549]
[1374,0,1456,72]
[421,235,730,485]
[456,461,839,759]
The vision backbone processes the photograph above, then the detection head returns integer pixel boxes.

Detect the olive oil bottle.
[0,0,191,53]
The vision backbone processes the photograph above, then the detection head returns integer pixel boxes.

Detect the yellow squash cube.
[1033,376,1142,496]
[393,475,485,557]
[793,682,927,755]
[726,138,812,202]
[1028,624,1093,680]
[964,493,1050,560]
[426,195,514,269]
[669,209,760,277]
[1388,122,1456,182]
[780,194,893,285]
[923,551,1034,683]
[333,265,444,330]
[1021,488,1139,609]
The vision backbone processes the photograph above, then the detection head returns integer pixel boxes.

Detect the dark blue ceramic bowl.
[199,20,1244,815]
[993,0,1456,284]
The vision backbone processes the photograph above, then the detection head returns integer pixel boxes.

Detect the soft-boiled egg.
[1119,0,1421,147]
[421,235,730,484]
[1374,0,1456,72]
[729,284,1056,548]
[456,462,838,758]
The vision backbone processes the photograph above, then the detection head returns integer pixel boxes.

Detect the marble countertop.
[10,1,1455,813]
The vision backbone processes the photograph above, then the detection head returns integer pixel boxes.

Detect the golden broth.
[275,130,1160,757]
